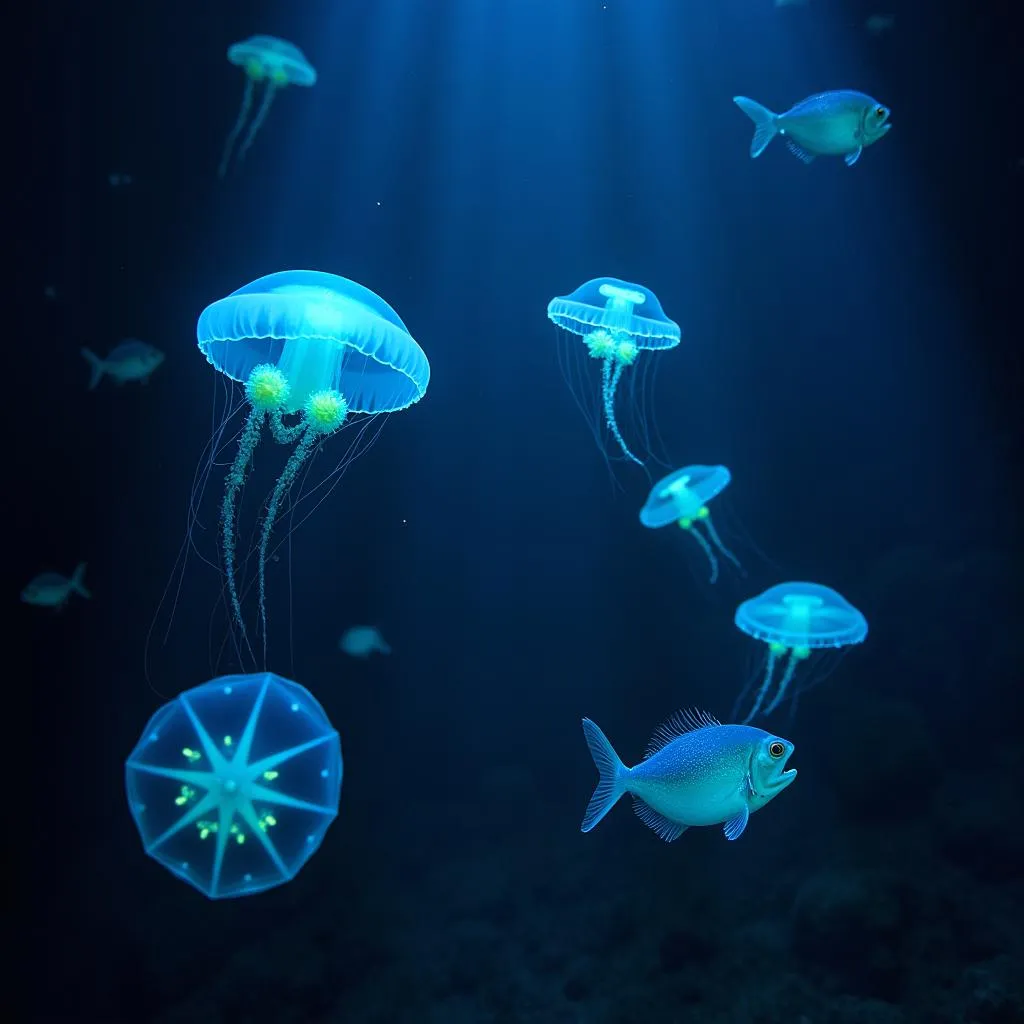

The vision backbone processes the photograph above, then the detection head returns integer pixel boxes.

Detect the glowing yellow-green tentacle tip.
[245,364,290,411]
[305,389,348,434]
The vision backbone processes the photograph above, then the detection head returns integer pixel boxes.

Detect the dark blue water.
[16,1,1023,1021]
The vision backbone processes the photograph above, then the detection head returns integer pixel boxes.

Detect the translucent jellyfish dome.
[125,672,342,899]
[547,277,681,351]
[227,36,317,87]
[733,582,868,722]
[735,582,868,651]
[197,270,429,414]
[640,465,731,528]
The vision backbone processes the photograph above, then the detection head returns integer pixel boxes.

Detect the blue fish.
[21,563,91,609]
[580,710,796,842]
[733,90,892,167]
[81,340,165,389]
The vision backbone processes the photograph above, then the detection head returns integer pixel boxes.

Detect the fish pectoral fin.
[844,147,863,167]
[785,138,816,164]
[631,796,688,842]
[723,806,750,841]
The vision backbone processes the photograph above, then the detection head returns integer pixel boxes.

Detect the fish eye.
[875,106,886,118]
[769,741,786,758]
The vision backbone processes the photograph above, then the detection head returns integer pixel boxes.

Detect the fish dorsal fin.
[644,708,722,759]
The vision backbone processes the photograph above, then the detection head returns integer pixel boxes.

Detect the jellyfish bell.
[732,581,868,722]
[218,36,316,179]
[639,464,743,584]
[195,270,429,655]
[547,276,680,470]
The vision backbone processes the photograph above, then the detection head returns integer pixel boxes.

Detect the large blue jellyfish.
[125,672,342,899]
[639,465,742,583]
[547,277,680,467]
[197,270,429,648]
[219,36,316,179]
[733,582,868,722]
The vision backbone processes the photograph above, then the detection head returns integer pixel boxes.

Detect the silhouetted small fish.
[21,563,91,609]
[339,626,391,658]
[580,709,796,842]
[733,90,892,167]
[81,340,165,389]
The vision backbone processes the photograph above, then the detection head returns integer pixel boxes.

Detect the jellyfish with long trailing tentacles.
[733,582,867,722]
[125,671,342,899]
[196,270,429,652]
[548,277,680,467]
[219,36,316,179]
[640,465,742,583]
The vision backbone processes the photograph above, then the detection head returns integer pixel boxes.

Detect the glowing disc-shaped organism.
[125,672,342,899]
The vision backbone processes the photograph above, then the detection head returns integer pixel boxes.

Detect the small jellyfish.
[639,465,742,583]
[219,36,316,179]
[733,582,867,722]
[339,626,391,659]
[548,277,680,467]
[196,270,429,653]
[125,672,342,899]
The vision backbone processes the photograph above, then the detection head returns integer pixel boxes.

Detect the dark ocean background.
[17,1,1023,1022]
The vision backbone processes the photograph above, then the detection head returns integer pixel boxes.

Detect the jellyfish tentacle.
[218,77,256,179]
[701,515,743,573]
[685,524,719,584]
[269,408,306,445]
[730,659,762,722]
[257,389,349,657]
[763,650,802,715]
[603,359,642,466]
[221,408,265,638]
[258,426,318,653]
[741,645,779,723]
[237,82,278,163]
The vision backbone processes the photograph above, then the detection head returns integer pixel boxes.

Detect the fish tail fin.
[70,562,91,599]
[81,348,104,389]
[732,96,779,158]
[580,718,629,833]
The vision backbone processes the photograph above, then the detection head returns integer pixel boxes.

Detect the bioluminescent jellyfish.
[219,36,316,179]
[197,270,429,650]
[547,277,680,467]
[639,465,742,583]
[125,672,342,899]
[733,582,867,722]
